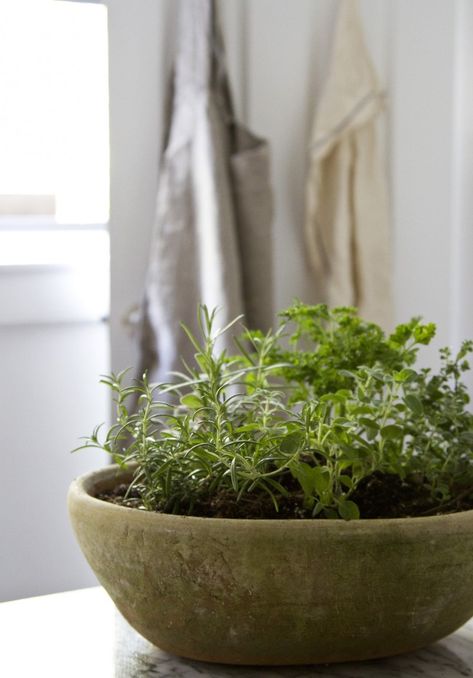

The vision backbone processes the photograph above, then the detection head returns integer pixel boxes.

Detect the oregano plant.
[76,303,473,520]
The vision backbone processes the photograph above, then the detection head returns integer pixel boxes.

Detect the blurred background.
[1,0,473,602]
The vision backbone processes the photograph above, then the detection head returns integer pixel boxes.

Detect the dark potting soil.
[96,471,473,520]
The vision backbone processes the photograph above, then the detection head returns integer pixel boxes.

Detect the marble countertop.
[1,587,472,678]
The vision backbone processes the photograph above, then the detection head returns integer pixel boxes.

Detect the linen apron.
[140,0,273,383]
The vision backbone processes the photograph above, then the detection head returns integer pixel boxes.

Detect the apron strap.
[174,0,235,124]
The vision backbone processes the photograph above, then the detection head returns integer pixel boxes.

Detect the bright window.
[0,0,109,226]
[0,0,110,323]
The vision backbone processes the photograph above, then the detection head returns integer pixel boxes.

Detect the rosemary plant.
[77,303,473,520]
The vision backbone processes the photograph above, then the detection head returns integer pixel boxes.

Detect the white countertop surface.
[1,587,472,678]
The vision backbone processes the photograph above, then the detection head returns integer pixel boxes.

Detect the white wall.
[389,0,473,375]
[390,1,455,357]
[451,0,473,351]
[108,0,177,376]
[0,321,109,602]
[0,225,110,602]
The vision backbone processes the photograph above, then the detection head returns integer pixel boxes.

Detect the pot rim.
[68,463,473,529]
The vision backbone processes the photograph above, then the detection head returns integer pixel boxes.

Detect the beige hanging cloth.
[305,0,393,328]
[139,0,273,383]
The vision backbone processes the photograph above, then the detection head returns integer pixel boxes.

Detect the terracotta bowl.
[68,464,473,665]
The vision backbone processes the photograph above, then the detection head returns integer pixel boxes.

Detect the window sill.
[0,230,109,325]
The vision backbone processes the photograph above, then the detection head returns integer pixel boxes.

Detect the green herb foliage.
[76,304,473,520]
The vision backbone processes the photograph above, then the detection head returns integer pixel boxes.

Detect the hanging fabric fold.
[304,0,393,328]
[139,0,273,383]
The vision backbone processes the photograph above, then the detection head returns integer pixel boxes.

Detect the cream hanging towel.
[305,0,392,328]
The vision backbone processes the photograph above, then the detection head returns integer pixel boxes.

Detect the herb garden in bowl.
[68,303,473,665]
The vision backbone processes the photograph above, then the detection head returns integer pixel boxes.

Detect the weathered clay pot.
[68,465,473,665]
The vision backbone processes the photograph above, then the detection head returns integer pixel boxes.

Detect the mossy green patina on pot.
[68,465,473,666]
